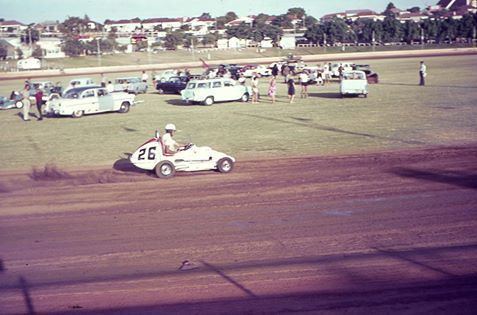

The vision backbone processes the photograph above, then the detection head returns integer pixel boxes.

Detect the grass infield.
[0,54,476,171]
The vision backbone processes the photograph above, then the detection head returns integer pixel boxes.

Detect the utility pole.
[323,33,327,53]
[96,37,101,67]
[473,26,476,48]
[372,30,376,52]
[28,28,32,50]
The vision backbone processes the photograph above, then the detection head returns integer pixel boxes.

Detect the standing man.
[100,73,107,87]
[21,85,32,121]
[141,70,149,84]
[35,87,43,121]
[419,61,427,86]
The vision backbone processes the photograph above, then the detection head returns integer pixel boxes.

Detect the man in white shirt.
[419,61,427,86]
[299,71,310,98]
[162,123,184,154]
[141,71,149,83]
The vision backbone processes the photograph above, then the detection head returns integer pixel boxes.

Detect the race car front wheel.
[217,157,234,173]
[155,161,176,179]
[15,101,23,109]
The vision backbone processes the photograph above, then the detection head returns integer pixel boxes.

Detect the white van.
[17,57,41,70]
[340,71,368,97]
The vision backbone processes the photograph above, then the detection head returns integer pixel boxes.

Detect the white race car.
[130,132,236,178]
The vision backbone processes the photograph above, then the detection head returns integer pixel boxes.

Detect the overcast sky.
[1,0,432,24]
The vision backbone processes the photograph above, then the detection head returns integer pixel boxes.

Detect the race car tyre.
[155,161,176,179]
[217,157,234,173]
[157,88,164,94]
[119,102,130,113]
[15,101,23,109]
[72,110,84,118]
[203,96,214,106]
[240,93,249,102]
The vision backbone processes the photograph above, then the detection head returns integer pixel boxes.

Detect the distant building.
[0,20,27,35]
[104,19,142,33]
[279,34,296,49]
[0,39,17,59]
[36,38,66,58]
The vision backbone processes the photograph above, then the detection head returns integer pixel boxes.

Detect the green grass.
[0,55,476,171]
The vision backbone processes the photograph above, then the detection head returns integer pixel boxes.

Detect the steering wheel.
[183,143,193,151]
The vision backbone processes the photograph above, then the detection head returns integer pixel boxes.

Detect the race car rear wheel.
[72,110,84,118]
[240,93,249,102]
[217,157,234,173]
[203,96,214,106]
[15,101,23,109]
[119,102,130,113]
[155,161,176,179]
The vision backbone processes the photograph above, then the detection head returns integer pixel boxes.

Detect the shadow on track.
[391,167,477,190]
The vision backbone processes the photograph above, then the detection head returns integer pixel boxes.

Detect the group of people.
[19,80,44,121]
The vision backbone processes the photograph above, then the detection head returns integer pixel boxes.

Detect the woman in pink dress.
[268,76,277,104]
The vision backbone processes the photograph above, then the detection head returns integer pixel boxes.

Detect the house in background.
[279,34,296,49]
[0,39,17,59]
[0,20,27,35]
[104,19,142,33]
[36,38,66,58]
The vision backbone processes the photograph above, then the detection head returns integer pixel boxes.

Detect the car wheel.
[72,110,84,118]
[157,88,164,94]
[240,93,249,102]
[119,102,130,113]
[155,161,175,179]
[15,101,23,109]
[217,157,234,173]
[203,96,214,106]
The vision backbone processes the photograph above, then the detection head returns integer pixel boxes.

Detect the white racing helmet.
[165,123,176,131]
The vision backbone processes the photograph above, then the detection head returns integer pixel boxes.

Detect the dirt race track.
[1,145,477,314]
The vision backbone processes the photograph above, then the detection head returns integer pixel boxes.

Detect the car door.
[211,81,223,101]
[97,89,115,111]
[222,80,240,101]
[80,88,98,112]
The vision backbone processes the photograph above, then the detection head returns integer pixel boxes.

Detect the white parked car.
[130,132,235,179]
[181,78,251,105]
[340,71,368,97]
[155,70,178,83]
[48,86,136,118]
[63,78,96,96]
[113,77,148,94]
[241,65,272,78]
[330,62,354,77]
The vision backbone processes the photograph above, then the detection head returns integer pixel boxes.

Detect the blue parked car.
[156,76,190,94]
[0,93,23,110]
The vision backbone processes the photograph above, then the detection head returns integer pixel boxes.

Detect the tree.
[21,28,40,44]
[408,6,421,13]
[202,33,217,46]
[403,21,420,43]
[0,45,7,60]
[59,16,90,35]
[32,46,43,58]
[16,47,24,59]
[199,12,212,19]
[304,24,326,44]
[254,13,270,26]
[226,22,253,39]
[384,2,397,17]
[164,31,184,50]
[63,39,85,56]
[382,16,403,42]
[287,7,306,19]
[272,14,293,28]
[225,11,238,23]
[304,15,318,28]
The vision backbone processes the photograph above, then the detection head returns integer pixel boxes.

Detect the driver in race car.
[162,123,186,154]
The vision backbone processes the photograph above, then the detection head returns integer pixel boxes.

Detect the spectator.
[34,87,43,121]
[287,78,296,104]
[268,76,277,104]
[299,71,309,98]
[271,64,279,77]
[419,61,427,86]
[100,73,106,87]
[251,76,259,104]
[141,70,148,83]
[21,85,32,121]
[106,81,115,93]
[338,63,344,81]
[238,74,246,85]
[282,65,290,83]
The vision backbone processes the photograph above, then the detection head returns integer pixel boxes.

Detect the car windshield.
[64,91,80,99]
[187,83,196,89]
[343,72,365,80]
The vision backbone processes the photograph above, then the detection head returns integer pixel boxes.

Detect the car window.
[98,89,108,97]
[212,81,222,88]
[82,90,95,98]
[224,81,234,87]
[198,82,210,89]
[187,83,196,89]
